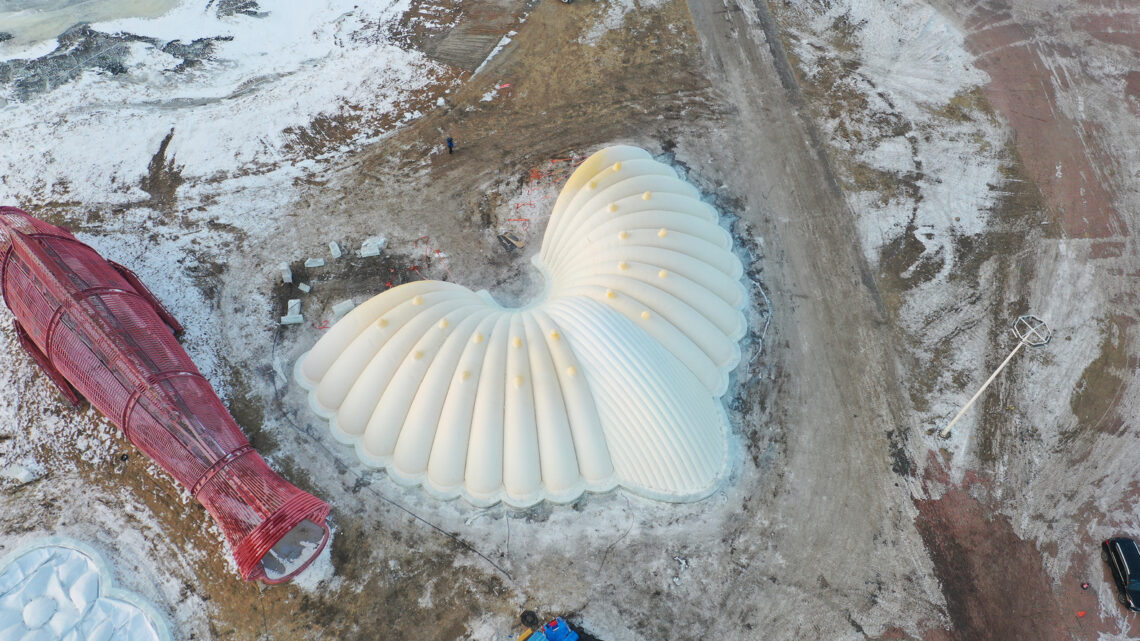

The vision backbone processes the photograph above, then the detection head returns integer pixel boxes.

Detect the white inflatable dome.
[296,146,746,507]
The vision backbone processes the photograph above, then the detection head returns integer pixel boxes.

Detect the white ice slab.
[358,236,387,257]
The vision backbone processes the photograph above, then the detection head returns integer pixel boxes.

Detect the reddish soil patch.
[1091,241,1125,259]
[914,484,1074,640]
[1071,14,1140,51]
[1125,71,1140,115]
[957,5,1126,239]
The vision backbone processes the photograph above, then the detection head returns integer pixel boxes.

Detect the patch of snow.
[785,0,1001,269]
[847,0,988,109]
[0,458,43,485]
[290,522,339,593]
[473,31,516,76]
[0,0,444,209]
[579,0,670,46]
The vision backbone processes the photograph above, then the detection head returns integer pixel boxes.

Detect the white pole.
[939,340,1026,438]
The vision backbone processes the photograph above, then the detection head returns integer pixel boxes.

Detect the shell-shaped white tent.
[296,146,746,507]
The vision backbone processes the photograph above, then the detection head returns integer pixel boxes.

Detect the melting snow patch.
[472,31,516,76]
[579,0,671,46]
[0,1,444,209]
[782,0,1000,269]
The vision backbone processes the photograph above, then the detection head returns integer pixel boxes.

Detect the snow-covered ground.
[0,0,444,208]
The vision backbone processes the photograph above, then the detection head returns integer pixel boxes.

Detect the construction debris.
[331,300,356,317]
[329,241,342,258]
[304,258,326,268]
[359,236,387,257]
[280,262,293,284]
[281,299,303,325]
[299,283,311,293]
[498,231,525,252]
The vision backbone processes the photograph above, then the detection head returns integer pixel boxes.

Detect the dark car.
[1103,537,1140,610]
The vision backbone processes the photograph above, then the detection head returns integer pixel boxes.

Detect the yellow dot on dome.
[658,228,668,238]
[658,269,668,278]
[641,311,651,320]
[642,191,652,200]
[461,370,471,381]
[438,318,449,329]
[605,289,616,299]
[612,162,622,171]
[550,330,561,340]
[608,203,618,213]
[473,333,484,343]
[377,318,388,328]
[588,180,598,189]
[512,337,523,348]
[412,295,423,305]
[413,350,424,360]
[618,261,629,271]
[566,366,577,377]
[618,231,629,241]
[514,375,524,388]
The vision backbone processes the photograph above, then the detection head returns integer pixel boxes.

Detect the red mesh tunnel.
[0,207,330,583]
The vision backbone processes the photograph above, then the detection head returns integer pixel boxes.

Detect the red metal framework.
[0,207,329,583]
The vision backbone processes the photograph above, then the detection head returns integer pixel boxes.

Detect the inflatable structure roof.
[296,146,746,506]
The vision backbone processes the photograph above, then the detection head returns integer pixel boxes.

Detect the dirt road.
[681,0,943,635]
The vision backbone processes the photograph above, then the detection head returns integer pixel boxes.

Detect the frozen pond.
[0,0,180,51]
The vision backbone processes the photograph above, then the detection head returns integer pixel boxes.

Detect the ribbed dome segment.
[296,146,746,506]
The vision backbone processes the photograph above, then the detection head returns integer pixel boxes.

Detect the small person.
[446,137,455,154]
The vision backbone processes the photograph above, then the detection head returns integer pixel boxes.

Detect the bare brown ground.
[914,459,1074,641]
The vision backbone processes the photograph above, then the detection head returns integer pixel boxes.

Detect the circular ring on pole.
[1013,314,1051,347]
